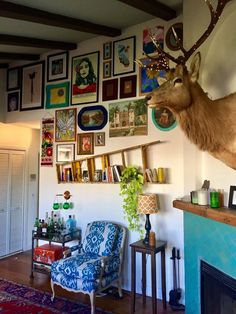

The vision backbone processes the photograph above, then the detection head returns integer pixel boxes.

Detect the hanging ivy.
[119,165,144,237]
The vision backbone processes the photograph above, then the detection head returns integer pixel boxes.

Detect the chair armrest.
[63,243,82,258]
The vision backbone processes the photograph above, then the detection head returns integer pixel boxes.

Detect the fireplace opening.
[201,260,236,314]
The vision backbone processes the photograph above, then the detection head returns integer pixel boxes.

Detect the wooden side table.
[130,239,167,314]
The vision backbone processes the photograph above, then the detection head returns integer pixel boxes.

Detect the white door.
[0,150,25,257]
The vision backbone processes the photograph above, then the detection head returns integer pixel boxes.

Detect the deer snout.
[145,94,156,108]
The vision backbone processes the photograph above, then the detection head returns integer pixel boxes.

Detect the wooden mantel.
[173,200,236,228]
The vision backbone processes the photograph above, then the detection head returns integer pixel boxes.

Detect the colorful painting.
[109,99,147,137]
[71,51,99,105]
[45,82,69,109]
[55,108,76,142]
[139,58,166,95]
[113,36,135,76]
[78,105,108,131]
[143,26,164,55]
[41,118,54,166]
[152,107,177,131]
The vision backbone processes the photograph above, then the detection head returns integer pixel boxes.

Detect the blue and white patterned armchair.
[50,221,126,314]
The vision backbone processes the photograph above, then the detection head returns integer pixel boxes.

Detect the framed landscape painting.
[71,51,99,105]
[20,61,45,111]
[77,105,108,131]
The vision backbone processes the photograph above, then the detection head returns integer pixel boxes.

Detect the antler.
[138,0,231,70]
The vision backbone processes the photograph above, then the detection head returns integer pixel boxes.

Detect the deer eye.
[173,77,183,86]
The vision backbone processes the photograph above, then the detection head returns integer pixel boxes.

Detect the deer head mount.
[144,0,236,169]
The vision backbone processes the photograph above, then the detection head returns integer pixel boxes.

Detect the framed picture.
[109,99,147,137]
[143,26,164,55]
[71,51,99,105]
[77,133,94,155]
[120,75,137,98]
[47,51,68,82]
[113,36,136,76]
[94,132,105,146]
[20,61,45,111]
[94,170,102,182]
[7,91,19,112]
[228,186,236,209]
[103,60,112,79]
[102,78,118,101]
[165,23,183,51]
[103,42,112,60]
[152,108,177,131]
[78,105,108,131]
[139,58,167,95]
[56,144,75,162]
[45,81,70,109]
[7,66,21,91]
[55,108,77,142]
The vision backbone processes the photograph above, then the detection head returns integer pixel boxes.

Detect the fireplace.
[201,260,236,314]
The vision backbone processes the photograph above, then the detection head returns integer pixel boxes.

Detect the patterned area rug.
[0,278,112,313]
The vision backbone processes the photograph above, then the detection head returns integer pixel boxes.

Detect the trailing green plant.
[119,165,144,237]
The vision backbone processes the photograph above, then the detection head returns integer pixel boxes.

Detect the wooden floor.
[0,250,185,314]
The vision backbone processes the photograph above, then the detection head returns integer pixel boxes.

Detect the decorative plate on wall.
[78,105,108,131]
[152,107,177,131]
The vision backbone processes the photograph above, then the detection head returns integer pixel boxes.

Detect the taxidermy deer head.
[144,0,236,169]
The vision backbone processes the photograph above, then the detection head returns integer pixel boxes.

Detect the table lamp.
[137,193,158,245]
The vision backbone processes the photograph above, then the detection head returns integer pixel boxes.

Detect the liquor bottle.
[66,215,74,231]
[34,218,40,232]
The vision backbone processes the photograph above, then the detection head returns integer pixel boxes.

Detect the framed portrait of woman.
[71,51,99,105]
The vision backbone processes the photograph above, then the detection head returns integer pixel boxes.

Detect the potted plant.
[119,165,144,237]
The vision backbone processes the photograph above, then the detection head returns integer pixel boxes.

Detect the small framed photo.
[228,186,236,209]
[55,108,77,142]
[47,51,68,82]
[94,132,105,146]
[7,91,19,112]
[77,133,94,155]
[94,170,102,182]
[102,78,118,101]
[113,36,136,76]
[21,61,45,111]
[103,42,112,60]
[45,81,70,109]
[120,75,137,98]
[103,60,112,79]
[7,67,21,91]
[56,144,75,162]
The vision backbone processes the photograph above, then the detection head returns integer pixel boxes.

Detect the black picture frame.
[7,91,19,112]
[7,66,21,91]
[77,105,108,131]
[228,186,236,209]
[47,51,68,82]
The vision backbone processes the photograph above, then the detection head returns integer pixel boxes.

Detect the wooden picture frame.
[45,81,70,109]
[94,132,105,146]
[113,36,136,76]
[77,105,108,131]
[20,61,45,111]
[228,186,236,209]
[103,60,112,79]
[71,51,99,105]
[56,144,75,162]
[103,42,112,60]
[120,75,137,98]
[77,132,94,155]
[7,91,19,112]
[102,78,118,101]
[47,51,68,82]
[55,108,77,142]
[7,66,21,91]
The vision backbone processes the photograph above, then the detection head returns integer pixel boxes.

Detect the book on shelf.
[145,168,153,182]
[113,165,124,182]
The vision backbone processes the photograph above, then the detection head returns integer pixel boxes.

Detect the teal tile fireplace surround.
[184,211,236,314]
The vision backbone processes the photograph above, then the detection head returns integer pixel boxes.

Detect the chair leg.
[50,279,55,301]
[89,291,95,314]
[117,278,123,298]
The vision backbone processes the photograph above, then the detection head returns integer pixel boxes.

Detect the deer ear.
[190,52,201,82]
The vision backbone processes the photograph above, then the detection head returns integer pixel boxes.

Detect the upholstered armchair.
[50,221,126,314]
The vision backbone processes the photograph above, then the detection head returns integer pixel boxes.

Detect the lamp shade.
[137,193,158,214]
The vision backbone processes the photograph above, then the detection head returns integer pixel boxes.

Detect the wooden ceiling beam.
[0,52,40,60]
[0,62,8,68]
[117,0,176,21]
[0,34,77,50]
[0,0,121,37]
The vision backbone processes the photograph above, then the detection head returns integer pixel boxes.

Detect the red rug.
[0,278,112,313]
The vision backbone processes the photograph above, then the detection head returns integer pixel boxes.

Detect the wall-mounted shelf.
[56,140,166,184]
